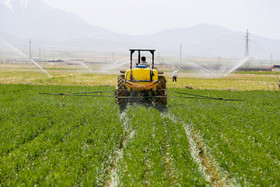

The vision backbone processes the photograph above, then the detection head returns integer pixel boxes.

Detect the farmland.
[1,63,280,185]
[1,81,280,186]
[1,63,280,90]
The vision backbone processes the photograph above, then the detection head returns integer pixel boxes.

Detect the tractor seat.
[136,65,148,68]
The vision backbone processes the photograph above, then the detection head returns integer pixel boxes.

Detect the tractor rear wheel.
[155,76,167,111]
[116,75,128,112]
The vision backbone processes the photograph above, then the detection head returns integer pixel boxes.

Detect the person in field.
[173,70,178,82]
[139,56,149,67]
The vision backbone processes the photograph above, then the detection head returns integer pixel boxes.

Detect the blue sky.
[43,0,280,40]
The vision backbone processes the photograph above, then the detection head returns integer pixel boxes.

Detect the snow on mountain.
[0,0,13,9]
[0,0,124,40]
[1,0,280,59]
[0,0,29,12]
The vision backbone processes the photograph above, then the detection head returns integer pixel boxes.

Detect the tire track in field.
[163,113,235,187]
[105,111,135,187]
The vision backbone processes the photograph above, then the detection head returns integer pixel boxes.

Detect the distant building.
[271,65,280,71]
[48,59,64,62]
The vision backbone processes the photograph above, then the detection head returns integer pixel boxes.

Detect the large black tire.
[116,75,128,112]
[155,76,167,111]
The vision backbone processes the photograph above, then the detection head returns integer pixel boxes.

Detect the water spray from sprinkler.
[186,57,250,78]
[97,59,129,73]
[2,41,52,78]
[80,62,94,73]
[223,57,249,77]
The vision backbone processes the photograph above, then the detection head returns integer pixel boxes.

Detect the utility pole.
[245,29,249,57]
[112,52,115,63]
[157,52,161,64]
[29,39,32,60]
[179,43,182,70]
[39,47,41,60]
[245,29,249,68]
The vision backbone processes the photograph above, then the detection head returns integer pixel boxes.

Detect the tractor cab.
[116,49,167,111]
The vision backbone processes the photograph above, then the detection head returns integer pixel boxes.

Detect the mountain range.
[1,0,280,59]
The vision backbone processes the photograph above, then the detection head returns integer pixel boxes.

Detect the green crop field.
[1,83,280,186]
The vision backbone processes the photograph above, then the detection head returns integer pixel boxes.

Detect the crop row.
[169,89,280,186]
[116,106,208,186]
[0,84,122,186]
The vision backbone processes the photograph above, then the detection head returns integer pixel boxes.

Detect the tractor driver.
[139,56,149,67]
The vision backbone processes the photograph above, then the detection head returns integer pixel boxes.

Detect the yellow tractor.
[40,49,243,107]
[115,49,167,111]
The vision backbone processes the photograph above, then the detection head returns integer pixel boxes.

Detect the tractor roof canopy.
[129,49,156,69]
